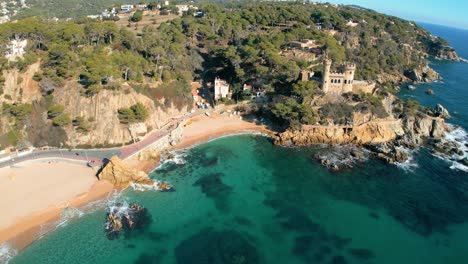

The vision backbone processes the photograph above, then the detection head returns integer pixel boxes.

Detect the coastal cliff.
[274,114,447,165]
[274,120,405,146]
[275,116,445,146]
[0,63,188,147]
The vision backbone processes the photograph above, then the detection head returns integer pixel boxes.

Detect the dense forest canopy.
[0,1,452,146]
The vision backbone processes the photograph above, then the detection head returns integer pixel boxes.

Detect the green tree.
[47,104,64,118]
[130,11,143,22]
[53,114,71,126]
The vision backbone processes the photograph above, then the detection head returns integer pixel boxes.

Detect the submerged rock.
[314,145,368,171]
[175,229,259,264]
[430,139,464,158]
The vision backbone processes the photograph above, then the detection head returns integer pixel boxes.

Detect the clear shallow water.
[5,23,468,264]
[9,135,468,264]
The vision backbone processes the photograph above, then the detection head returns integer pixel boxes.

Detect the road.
[0,118,182,168]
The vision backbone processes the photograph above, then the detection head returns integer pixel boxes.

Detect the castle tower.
[342,63,356,93]
[322,58,332,93]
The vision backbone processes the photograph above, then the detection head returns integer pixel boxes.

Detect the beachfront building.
[214,77,230,100]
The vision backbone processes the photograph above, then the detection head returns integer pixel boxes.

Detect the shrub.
[73,116,91,133]
[319,103,354,125]
[47,104,64,118]
[3,102,32,121]
[130,11,143,22]
[52,114,71,126]
[118,102,148,124]
[32,73,43,82]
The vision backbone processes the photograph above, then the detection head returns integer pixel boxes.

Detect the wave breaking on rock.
[430,124,468,172]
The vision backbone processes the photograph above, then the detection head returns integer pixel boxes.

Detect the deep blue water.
[400,23,468,129]
[3,23,468,264]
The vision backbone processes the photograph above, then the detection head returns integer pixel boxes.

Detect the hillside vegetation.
[0,1,454,148]
[14,0,141,19]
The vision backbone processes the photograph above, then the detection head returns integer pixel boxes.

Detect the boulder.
[460,158,468,167]
[433,104,450,119]
[430,119,446,138]
[422,67,440,81]
[98,156,149,187]
[404,69,422,82]
[105,203,151,240]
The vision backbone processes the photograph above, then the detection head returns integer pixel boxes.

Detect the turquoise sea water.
[5,24,468,264]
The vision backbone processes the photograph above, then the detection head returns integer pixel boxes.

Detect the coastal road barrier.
[0,149,119,168]
[0,117,190,168]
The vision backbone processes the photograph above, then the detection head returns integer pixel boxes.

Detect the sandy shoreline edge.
[0,114,273,259]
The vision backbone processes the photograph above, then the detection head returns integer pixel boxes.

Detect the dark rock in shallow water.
[369,212,380,219]
[314,145,368,171]
[369,139,412,164]
[348,248,375,260]
[193,173,232,212]
[134,250,167,264]
[460,158,468,167]
[234,216,254,227]
[430,139,464,157]
[329,235,352,250]
[105,203,151,240]
[330,255,348,264]
[175,229,259,264]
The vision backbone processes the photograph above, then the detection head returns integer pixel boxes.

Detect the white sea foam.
[166,150,187,165]
[0,243,17,264]
[432,124,468,172]
[395,147,419,172]
[129,181,170,192]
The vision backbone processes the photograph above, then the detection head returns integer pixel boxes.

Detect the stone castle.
[321,58,375,95]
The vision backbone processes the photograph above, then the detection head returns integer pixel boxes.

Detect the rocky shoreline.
[274,104,466,171]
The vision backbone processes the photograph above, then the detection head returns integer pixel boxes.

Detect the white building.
[5,39,28,61]
[120,5,134,13]
[176,5,189,14]
[214,77,230,100]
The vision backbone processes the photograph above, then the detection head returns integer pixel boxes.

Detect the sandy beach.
[0,160,114,250]
[0,112,273,255]
[173,112,272,149]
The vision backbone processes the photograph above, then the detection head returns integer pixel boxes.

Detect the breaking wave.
[161,150,187,166]
[395,147,419,172]
[129,181,173,192]
[0,243,17,264]
[433,124,468,172]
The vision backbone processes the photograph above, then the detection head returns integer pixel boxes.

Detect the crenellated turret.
[322,57,332,93]
[343,63,356,93]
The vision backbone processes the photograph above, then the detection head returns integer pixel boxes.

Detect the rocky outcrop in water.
[275,114,448,167]
[105,203,151,240]
[97,156,150,187]
[314,145,368,171]
[404,67,440,83]
[435,47,460,61]
[433,104,450,119]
